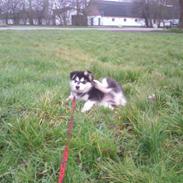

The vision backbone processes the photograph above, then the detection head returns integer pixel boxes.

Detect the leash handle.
[58,98,76,183]
[58,145,69,183]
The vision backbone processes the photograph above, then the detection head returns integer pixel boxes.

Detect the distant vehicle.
[159,19,179,28]
[170,19,179,27]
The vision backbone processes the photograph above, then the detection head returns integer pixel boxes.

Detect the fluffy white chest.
[73,92,89,101]
[79,94,89,101]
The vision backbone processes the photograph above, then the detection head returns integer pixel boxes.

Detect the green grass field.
[0,30,183,183]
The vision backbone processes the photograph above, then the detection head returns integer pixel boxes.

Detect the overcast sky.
[105,0,134,1]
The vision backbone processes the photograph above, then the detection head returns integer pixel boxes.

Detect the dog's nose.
[76,86,80,90]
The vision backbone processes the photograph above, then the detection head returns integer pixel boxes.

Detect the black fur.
[70,71,93,82]
[106,78,123,93]
[88,87,104,101]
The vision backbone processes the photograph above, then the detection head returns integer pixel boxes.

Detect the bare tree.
[0,0,9,24]
[0,0,99,26]
[24,0,50,25]
[0,0,24,24]
[52,0,74,26]
[27,0,34,25]
[179,0,183,27]
[33,0,49,25]
[134,0,179,27]
[74,0,94,16]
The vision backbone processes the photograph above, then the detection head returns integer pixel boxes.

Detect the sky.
[104,0,134,1]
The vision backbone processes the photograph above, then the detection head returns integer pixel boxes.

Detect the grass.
[169,28,183,33]
[0,30,183,183]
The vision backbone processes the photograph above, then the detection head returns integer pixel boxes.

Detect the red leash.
[58,98,76,183]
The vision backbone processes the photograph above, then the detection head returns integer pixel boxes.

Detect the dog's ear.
[84,70,94,81]
[70,71,78,80]
[88,74,94,81]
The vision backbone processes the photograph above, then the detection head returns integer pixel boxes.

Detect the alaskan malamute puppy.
[66,71,127,112]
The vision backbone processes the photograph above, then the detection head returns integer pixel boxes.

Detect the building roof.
[88,0,179,19]
[96,1,141,17]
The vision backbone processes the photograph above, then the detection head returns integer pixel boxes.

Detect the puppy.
[66,71,127,112]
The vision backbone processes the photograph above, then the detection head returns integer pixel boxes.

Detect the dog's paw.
[93,79,101,86]
[81,106,91,113]
[81,101,96,113]
[81,108,87,113]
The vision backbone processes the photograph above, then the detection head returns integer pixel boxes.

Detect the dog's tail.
[114,92,127,106]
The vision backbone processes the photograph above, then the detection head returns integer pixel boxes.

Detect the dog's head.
[70,70,94,93]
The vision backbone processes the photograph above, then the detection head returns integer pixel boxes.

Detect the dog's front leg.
[93,79,112,93]
[81,101,96,113]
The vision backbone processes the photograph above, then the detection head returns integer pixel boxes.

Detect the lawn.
[0,30,183,183]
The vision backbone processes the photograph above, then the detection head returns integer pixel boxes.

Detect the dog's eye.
[82,81,87,84]
[74,80,77,83]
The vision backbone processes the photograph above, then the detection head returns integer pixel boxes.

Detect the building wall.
[88,16,145,27]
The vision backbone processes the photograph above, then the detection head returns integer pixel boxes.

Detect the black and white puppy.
[66,71,127,112]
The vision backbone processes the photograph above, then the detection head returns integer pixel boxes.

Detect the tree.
[134,0,179,27]
[179,0,183,27]
[74,0,94,16]
[0,0,25,24]
[52,0,74,26]
[33,0,49,25]
[27,0,34,25]
[0,0,94,26]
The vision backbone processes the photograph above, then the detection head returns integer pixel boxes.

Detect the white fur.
[81,101,96,112]
[70,80,92,94]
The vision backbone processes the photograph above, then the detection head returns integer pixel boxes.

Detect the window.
[124,18,127,22]
[112,18,115,22]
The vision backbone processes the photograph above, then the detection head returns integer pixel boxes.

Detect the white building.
[87,1,145,27]
[88,16,145,27]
